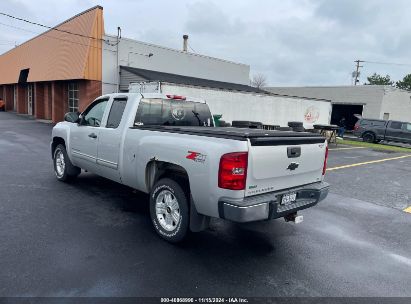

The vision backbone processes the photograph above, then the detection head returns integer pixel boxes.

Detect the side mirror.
[64,112,80,123]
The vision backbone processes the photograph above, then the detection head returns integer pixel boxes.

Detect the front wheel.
[53,144,80,182]
[149,178,190,243]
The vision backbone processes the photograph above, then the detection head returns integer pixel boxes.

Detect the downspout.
[116,27,121,93]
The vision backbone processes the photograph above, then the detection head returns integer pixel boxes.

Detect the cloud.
[314,0,384,27]
[1,0,411,85]
[184,0,245,36]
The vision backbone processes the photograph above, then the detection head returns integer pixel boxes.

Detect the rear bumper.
[352,130,362,137]
[218,182,329,223]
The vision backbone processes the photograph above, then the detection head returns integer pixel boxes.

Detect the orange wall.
[0,6,103,85]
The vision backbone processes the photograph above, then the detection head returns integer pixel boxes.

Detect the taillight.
[218,152,248,190]
[322,146,329,175]
[166,94,186,100]
[354,123,360,131]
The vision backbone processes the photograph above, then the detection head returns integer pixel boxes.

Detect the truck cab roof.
[99,93,207,103]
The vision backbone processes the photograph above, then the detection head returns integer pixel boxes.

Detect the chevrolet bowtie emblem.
[287,162,299,171]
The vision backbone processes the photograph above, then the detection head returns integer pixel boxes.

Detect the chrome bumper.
[218,182,329,223]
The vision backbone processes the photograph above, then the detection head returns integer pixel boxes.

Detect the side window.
[389,121,402,130]
[106,98,128,129]
[81,99,108,127]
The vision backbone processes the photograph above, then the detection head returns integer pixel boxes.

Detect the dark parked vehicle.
[353,118,411,143]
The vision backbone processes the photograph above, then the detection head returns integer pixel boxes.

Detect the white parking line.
[327,154,411,171]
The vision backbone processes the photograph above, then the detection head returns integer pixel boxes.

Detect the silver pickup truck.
[51,93,329,242]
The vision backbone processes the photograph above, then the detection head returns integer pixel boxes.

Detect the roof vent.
[183,35,188,52]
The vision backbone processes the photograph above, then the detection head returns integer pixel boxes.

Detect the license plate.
[281,192,297,205]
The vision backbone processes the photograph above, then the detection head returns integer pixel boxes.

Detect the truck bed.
[132,126,325,145]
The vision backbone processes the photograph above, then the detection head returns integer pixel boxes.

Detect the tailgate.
[245,136,327,197]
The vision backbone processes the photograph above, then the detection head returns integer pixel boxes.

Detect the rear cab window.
[360,119,385,127]
[134,98,214,127]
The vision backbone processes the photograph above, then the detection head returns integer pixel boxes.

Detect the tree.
[365,73,393,85]
[396,74,411,91]
[251,73,267,89]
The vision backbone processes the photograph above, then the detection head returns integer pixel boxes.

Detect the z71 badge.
[186,151,207,163]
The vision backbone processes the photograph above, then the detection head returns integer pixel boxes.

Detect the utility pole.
[354,60,364,85]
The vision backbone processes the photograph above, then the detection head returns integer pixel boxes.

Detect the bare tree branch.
[250,73,267,89]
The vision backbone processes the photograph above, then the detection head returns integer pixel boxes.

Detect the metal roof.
[120,66,267,94]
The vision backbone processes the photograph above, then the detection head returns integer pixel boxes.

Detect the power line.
[0,21,106,51]
[188,43,196,53]
[0,11,119,46]
[0,11,103,41]
[362,60,411,67]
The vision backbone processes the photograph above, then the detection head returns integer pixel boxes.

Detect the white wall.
[380,87,411,121]
[102,37,118,94]
[265,86,385,120]
[161,84,331,128]
[102,34,250,94]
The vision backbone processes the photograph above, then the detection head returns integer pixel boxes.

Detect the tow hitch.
[284,212,303,224]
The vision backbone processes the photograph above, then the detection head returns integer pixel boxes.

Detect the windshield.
[135,98,214,127]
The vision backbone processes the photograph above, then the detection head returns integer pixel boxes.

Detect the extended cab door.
[69,98,109,172]
[384,121,404,142]
[96,96,128,182]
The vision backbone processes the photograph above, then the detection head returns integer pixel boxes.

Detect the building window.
[68,82,79,112]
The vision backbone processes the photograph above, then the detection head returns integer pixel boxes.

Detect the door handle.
[88,133,98,139]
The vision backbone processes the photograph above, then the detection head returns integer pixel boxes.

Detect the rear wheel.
[363,132,376,143]
[149,178,189,243]
[53,144,80,182]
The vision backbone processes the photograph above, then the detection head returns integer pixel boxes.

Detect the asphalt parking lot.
[0,111,410,297]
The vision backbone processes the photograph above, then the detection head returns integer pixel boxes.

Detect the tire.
[288,121,303,128]
[292,126,305,132]
[232,120,262,129]
[219,120,231,127]
[278,126,293,131]
[362,132,376,143]
[149,178,190,243]
[53,144,81,182]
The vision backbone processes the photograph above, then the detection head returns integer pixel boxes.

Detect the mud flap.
[189,196,210,232]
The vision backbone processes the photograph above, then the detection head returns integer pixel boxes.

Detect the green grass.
[336,139,411,153]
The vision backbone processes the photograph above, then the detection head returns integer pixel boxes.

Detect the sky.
[1,0,411,86]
